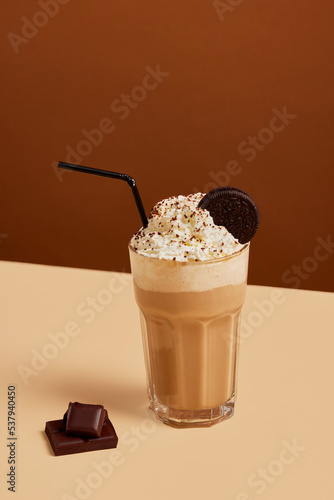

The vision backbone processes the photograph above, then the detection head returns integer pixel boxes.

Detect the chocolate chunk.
[65,402,105,438]
[45,417,118,456]
[198,187,260,244]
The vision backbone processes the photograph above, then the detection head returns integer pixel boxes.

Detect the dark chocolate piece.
[198,187,260,244]
[45,418,118,456]
[65,402,105,438]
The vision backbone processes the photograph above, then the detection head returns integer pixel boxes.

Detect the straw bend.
[124,175,136,187]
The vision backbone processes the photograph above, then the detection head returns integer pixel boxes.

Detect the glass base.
[149,395,235,428]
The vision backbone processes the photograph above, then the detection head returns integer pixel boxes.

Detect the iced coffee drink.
[56,163,259,427]
[130,191,256,427]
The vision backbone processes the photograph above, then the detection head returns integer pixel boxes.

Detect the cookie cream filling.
[130,193,245,262]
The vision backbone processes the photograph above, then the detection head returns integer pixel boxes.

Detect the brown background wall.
[1,0,333,292]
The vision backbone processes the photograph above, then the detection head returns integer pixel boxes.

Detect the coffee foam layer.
[129,245,249,293]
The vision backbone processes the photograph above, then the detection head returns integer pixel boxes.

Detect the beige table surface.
[0,260,333,499]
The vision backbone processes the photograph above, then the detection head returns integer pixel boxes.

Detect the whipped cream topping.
[130,193,245,262]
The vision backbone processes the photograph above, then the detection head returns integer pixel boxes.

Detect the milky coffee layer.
[130,193,245,262]
[129,245,249,293]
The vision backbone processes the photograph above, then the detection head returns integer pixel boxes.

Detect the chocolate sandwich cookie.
[198,187,260,244]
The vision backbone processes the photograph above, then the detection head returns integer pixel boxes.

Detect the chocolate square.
[65,402,105,438]
[45,418,118,456]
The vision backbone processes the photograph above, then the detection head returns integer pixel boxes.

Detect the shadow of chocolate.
[49,372,148,419]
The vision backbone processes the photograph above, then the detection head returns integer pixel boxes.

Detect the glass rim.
[128,241,249,266]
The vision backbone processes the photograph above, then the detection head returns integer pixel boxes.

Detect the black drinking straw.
[58,161,148,228]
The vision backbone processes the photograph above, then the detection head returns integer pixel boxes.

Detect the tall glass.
[129,244,249,428]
